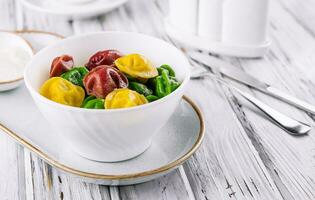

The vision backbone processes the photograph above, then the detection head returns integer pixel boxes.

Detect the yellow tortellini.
[114,54,158,79]
[105,88,148,109]
[40,77,85,107]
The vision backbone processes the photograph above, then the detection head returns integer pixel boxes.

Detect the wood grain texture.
[0,1,26,200]
[1,0,315,199]
[182,0,315,199]
[223,1,315,199]
[183,72,284,200]
[118,170,190,200]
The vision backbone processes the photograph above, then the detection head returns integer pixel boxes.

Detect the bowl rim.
[0,31,35,85]
[24,31,191,113]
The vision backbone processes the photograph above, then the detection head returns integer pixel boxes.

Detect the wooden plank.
[21,6,73,36]
[20,4,112,200]
[72,18,103,33]
[276,0,315,37]
[266,0,315,107]
[0,133,26,200]
[0,1,26,200]
[119,170,191,200]
[181,0,315,199]
[0,0,17,29]
[207,1,315,199]
[182,71,284,200]
[25,152,111,200]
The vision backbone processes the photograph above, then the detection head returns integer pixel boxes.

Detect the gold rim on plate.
[0,96,205,180]
[14,29,65,39]
[0,29,64,85]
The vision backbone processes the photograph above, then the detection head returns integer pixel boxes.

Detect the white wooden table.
[1,0,315,199]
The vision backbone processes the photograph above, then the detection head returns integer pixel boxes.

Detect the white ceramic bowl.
[24,32,190,162]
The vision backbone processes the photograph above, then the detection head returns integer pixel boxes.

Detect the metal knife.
[189,51,315,115]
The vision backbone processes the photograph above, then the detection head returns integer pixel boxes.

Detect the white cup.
[169,0,198,35]
[221,0,270,46]
[167,0,270,57]
[198,0,222,41]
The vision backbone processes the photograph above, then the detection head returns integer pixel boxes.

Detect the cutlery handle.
[266,86,315,115]
[192,72,311,135]
[232,87,311,135]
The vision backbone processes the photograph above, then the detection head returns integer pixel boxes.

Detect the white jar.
[169,0,198,35]
[222,0,270,46]
[198,0,222,41]
[166,0,271,57]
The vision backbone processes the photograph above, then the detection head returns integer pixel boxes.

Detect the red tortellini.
[85,50,123,70]
[50,55,74,77]
[83,65,128,98]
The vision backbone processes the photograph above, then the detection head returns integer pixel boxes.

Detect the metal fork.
[190,70,311,136]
